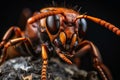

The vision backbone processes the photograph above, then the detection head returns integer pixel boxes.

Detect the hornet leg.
[75,40,112,80]
[41,44,48,80]
[0,37,26,65]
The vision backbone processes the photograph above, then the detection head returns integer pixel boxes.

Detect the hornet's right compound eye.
[46,15,60,35]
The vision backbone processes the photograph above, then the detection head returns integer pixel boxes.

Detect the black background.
[0,0,120,80]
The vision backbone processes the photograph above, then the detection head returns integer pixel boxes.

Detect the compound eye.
[46,15,60,35]
[77,18,87,38]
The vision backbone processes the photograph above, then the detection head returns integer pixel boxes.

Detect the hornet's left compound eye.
[77,18,87,38]
[46,15,60,35]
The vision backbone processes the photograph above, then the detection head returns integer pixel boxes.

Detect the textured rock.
[0,57,99,80]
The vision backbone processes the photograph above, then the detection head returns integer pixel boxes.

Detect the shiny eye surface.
[77,18,87,38]
[46,15,60,35]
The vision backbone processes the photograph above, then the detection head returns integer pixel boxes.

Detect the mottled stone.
[0,57,99,80]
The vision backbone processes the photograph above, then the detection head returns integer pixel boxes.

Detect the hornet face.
[40,8,87,53]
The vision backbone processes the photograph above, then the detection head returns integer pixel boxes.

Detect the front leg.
[75,40,112,80]
[55,48,72,64]
[41,44,48,80]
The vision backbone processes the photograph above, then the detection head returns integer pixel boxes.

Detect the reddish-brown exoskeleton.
[0,7,120,80]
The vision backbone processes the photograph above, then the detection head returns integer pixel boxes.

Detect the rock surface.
[0,57,99,80]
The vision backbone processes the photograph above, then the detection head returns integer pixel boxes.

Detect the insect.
[0,7,119,80]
